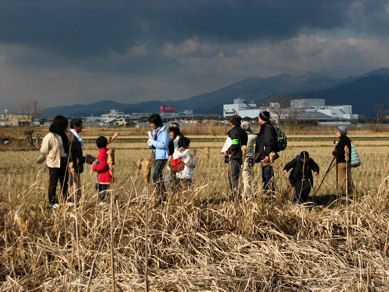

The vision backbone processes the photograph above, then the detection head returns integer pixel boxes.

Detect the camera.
[224,156,230,163]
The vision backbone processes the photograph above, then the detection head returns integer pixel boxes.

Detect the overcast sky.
[1,0,389,110]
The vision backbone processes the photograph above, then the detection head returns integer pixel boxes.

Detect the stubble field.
[1,127,389,291]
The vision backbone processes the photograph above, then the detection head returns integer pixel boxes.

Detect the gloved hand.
[147,139,153,147]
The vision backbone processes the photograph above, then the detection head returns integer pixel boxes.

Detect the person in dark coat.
[255,111,277,195]
[332,125,353,194]
[283,151,319,203]
[68,118,85,202]
[223,114,248,198]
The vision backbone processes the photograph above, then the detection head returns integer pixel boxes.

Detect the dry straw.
[1,138,389,290]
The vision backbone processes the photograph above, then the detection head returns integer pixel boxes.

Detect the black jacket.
[333,135,351,163]
[284,156,320,187]
[255,121,277,161]
[68,133,85,173]
[227,126,248,160]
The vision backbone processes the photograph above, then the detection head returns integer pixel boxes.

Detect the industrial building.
[0,112,33,126]
[223,98,358,121]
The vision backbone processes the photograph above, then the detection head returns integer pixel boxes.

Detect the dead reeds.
[0,144,388,290]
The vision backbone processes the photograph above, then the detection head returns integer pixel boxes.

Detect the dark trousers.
[262,165,274,195]
[48,158,69,204]
[96,183,110,200]
[294,179,311,203]
[228,158,242,197]
[152,159,167,199]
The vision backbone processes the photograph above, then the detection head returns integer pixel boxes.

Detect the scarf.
[70,129,85,148]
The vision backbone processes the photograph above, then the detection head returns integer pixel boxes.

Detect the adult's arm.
[310,159,320,174]
[283,158,296,172]
[152,131,170,149]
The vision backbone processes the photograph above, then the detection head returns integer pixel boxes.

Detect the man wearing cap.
[224,114,247,199]
[241,121,257,198]
[333,125,353,194]
[255,111,277,196]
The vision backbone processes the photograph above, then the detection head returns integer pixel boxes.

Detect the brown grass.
[0,132,388,290]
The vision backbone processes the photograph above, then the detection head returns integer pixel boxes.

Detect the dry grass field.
[1,126,389,291]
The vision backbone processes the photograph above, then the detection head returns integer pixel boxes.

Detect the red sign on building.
[160,106,175,113]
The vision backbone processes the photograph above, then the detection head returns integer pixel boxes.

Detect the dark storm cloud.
[0,0,356,58]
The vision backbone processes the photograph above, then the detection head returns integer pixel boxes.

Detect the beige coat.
[36,132,62,168]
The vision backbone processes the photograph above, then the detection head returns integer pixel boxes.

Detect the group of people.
[147,114,196,202]
[37,115,113,208]
[37,112,354,208]
[222,112,354,203]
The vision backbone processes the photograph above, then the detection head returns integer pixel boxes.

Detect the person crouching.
[283,151,319,203]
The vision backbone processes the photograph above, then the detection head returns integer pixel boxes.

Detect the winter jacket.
[227,126,248,160]
[255,121,277,162]
[333,134,351,163]
[37,132,62,168]
[68,132,85,173]
[92,147,112,184]
[244,131,257,161]
[173,148,196,179]
[150,125,170,160]
[284,156,320,187]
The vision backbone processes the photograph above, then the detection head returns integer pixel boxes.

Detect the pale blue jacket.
[150,125,170,160]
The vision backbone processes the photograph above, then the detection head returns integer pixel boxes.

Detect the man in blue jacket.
[148,114,171,202]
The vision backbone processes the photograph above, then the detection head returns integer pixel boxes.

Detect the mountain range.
[41,68,389,118]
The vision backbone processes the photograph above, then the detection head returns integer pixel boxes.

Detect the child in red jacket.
[92,136,113,201]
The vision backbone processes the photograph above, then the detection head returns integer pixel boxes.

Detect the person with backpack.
[147,114,171,202]
[172,137,196,189]
[255,111,278,196]
[333,125,353,194]
[283,151,319,203]
[240,121,257,198]
[223,114,248,199]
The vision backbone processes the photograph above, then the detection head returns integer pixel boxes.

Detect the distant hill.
[124,72,340,114]
[42,100,133,118]
[295,69,389,117]
[41,68,389,118]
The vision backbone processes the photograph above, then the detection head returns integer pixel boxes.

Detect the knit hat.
[168,122,180,130]
[337,125,347,136]
[241,121,251,131]
[259,111,270,121]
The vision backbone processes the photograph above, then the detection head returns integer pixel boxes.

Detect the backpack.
[170,156,184,172]
[273,126,287,152]
[350,141,361,168]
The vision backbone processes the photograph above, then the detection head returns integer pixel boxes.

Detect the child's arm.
[92,154,109,172]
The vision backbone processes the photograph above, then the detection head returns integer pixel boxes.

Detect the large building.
[223,98,358,121]
[0,112,33,126]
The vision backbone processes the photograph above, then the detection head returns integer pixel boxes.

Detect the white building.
[223,98,358,121]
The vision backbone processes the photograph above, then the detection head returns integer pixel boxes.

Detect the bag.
[170,157,184,172]
[350,142,361,168]
[273,126,287,152]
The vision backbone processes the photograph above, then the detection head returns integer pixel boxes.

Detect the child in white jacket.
[172,137,196,188]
